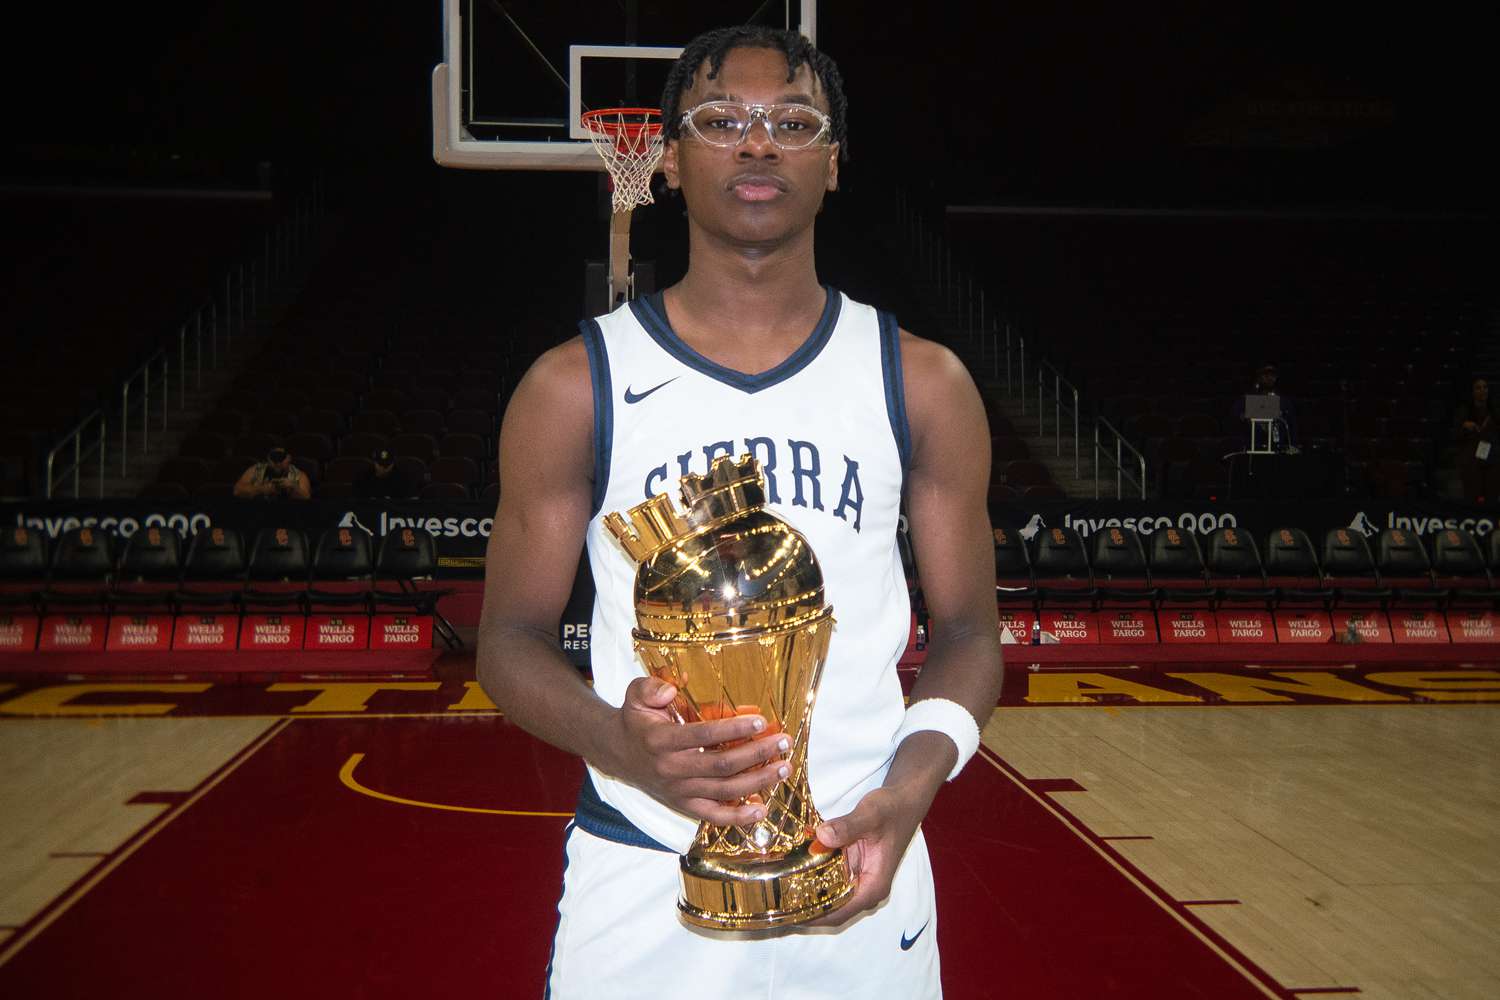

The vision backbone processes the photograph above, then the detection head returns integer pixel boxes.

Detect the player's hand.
[604,675,791,826]
[803,781,931,927]
[806,730,953,927]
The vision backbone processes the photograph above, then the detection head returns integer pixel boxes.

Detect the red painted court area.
[2,711,1297,999]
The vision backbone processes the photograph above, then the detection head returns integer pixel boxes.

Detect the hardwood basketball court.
[1,660,1495,998]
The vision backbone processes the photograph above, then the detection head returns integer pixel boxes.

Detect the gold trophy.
[604,454,855,930]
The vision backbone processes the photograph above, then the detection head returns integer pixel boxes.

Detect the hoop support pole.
[609,210,634,305]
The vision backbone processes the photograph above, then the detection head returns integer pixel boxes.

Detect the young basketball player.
[478,26,1002,998]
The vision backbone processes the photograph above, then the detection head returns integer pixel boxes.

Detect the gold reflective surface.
[606,455,855,930]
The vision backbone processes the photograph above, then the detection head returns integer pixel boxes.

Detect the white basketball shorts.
[544,825,941,999]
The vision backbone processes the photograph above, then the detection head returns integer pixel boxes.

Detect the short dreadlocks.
[660,26,849,160]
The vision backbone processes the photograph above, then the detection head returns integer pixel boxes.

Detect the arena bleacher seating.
[985,521,1495,645]
[0,517,458,653]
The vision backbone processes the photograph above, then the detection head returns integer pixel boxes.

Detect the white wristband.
[894,698,981,782]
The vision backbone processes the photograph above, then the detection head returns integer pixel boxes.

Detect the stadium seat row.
[993,523,1500,610]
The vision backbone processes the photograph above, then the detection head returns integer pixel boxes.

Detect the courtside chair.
[112,527,183,612]
[1432,528,1496,609]
[1149,527,1213,606]
[992,526,1038,609]
[175,526,247,613]
[1374,528,1442,607]
[1030,525,1096,608]
[1090,527,1154,608]
[242,527,311,613]
[1205,525,1274,610]
[1319,527,1391,609]
[307,528,375,611]
[373,529,460,649]
[45,526,115,613]
[0,525,49,611]
[1263,527,1331,609]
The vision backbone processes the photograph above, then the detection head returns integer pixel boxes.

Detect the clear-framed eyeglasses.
[678,101,833,150]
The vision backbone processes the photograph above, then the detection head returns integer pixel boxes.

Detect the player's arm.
[475,339,787,827]
[232,466,267,499]
[814,331,1002,922]
[288,469,311,500]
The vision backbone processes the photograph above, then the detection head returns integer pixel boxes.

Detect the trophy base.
[678,840,856,931]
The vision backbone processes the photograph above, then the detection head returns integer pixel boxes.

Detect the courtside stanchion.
[581,107,666,306]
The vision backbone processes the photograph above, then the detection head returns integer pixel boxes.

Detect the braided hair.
[659,26,849,160]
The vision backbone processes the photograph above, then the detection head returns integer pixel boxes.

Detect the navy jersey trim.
[878,310,913,475]
[629,287,842,394]
[575,772,674,853]
[579,319,613,516]
[541,821,574,999]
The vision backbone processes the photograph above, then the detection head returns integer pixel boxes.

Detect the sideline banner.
[2,499,497,578]
[6,496,1493,576]
[988,497,1495,545]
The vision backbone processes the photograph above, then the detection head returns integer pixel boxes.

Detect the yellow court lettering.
[267,682,443,713]
[1364,670,1500,702]
[1169,671,1407,704]
[0,683,212,717]
[446,681,500,712]
[1025,673,1201,704]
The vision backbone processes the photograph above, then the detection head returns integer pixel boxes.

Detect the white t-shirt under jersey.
[580,287,914,852]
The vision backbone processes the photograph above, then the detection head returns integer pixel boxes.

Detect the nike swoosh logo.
[900,919,930,951]
[623,377,679,404]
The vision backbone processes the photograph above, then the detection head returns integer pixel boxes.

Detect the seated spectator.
[1455,376,1498,504]
[1231,362,1298,452]
[355,448,421,499]
[233,445,312,500]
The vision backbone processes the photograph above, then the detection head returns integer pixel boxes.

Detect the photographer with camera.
[233,445,312,501]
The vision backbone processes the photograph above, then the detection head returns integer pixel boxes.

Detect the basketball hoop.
[581,107,666,212]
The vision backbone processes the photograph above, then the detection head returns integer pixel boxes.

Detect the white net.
[583,109,666,213]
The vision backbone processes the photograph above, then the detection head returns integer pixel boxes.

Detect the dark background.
[0,2,1494,460]
[3,2,1494,207]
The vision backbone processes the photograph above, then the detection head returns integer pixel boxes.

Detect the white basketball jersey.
[580,287,913,852]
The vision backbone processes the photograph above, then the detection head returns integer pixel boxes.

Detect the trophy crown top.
[603,493,693,563]
[604,454,767,564]
[678,453,765,514]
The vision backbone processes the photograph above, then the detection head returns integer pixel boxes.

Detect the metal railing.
[120,349,170,474]
[1093,417,1148,499]
[45,410,107,499]
[35,180,325,498]
[1038,360,1082,479]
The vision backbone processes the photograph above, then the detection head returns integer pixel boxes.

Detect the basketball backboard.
[433,0,818,171]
